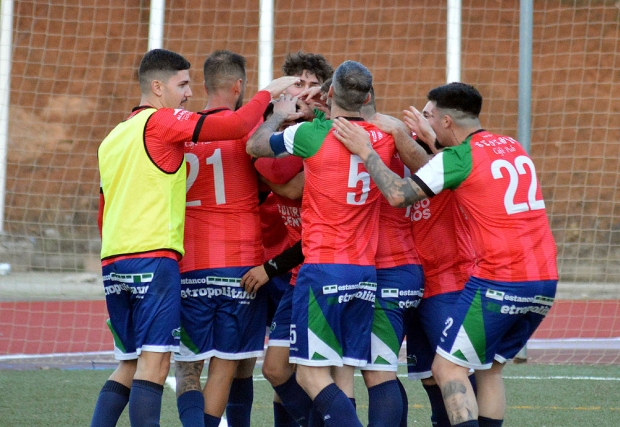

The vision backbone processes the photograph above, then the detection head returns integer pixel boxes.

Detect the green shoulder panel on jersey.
[313,108,327,122]
[440,139,474,190]
[290,118,333,159]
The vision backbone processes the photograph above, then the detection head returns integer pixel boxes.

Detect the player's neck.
[330,105,361,120]
[204,94,236,111]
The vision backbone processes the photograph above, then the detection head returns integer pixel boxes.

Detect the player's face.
[160,69,192,109]
[286,70,321,97]
[422,101,453,147]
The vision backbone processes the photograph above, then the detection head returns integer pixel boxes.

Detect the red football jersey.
[300,121,396,265]
[179,108,262,272]
[375,154,420,269]
[409,190,476,297]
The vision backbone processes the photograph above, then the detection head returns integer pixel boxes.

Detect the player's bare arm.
[333,117,427,208]
[246,95,301,158]
[261,76,302,98]
[262,171,305,200]
[370,113,432,172]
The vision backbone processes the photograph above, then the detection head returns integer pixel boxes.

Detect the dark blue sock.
[274,401,298,427]
[396,378,408,427]
[453,421,479,427]
[478,416,503,427]
[367,379,403,427]
[423,383,451,427]
[313,383,362,427]
[307,405,324,427]
[204,413,221,427]
[273,373,313,426]
[128,379,164,427]
[90,380,130,427]
[349,397,356,409]
[177,390,204,427]
[226,376,253,427]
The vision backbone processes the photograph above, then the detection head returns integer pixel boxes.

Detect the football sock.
[313,383,363,427]
[128,379,164,427]
[423,383,451,427]
[177,390,205,427]
[349,397,356,409]
[273,373,313,426]
[453,421,479,427]
[226,376,253,427]
[90,380,130,427]
[274,401,299,427]
[203,413,221,427]
[307,405,324,427]
[367,379,403,427]
[478,416,503,427]
[396,378,409,427]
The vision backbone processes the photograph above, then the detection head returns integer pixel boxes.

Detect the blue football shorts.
[175,266,268,362]
[264,272,292,327]
[103,256,181,360]
[267,283,295,347]
[361,264,424,372]
[436,276,557,369]
[406,291,462,379]
[289,263,376,368]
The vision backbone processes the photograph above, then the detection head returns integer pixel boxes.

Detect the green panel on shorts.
[372,300,401,355]
[106,318,126,353]
[179,326,200,354]
[308,287,343,359]
[461,289,487,363]
[373,355,391,365]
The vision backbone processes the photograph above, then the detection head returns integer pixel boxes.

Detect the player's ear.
[151,79,163,97]
[234,78,243,96]
[327,85,334,99]
[443,113,453,129]
[362,93,371,105]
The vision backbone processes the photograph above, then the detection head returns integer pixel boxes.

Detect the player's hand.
[297,86,330,118]
[297,86,322,105]
[272,94,304,123]
[295,97,315,121]
[403,107,436,147]
[332,117,374,161]
[262,76,301,99]
[370,113,407,135]
[241,265,269,294]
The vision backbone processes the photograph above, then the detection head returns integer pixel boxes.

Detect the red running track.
[0,299,619,355]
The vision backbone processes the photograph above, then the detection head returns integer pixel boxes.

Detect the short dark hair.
[203,50,246,93]
[427,82,482,118]
[331,60,373,112]
[138,49,191,93]
[281,51,334,83]
[320,77,332,95]
[360,85,376,119]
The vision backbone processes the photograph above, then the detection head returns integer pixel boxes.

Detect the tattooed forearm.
[174,360,205,396]
[246,112,287,158]
[364,151,427,208]
[442,380,477,424]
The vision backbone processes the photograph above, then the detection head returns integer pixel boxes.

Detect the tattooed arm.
[246,95,302,158]
[332,117,429,208]
[370,112,432,172]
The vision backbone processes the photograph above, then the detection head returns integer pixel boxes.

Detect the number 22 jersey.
[411,130,558,282]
